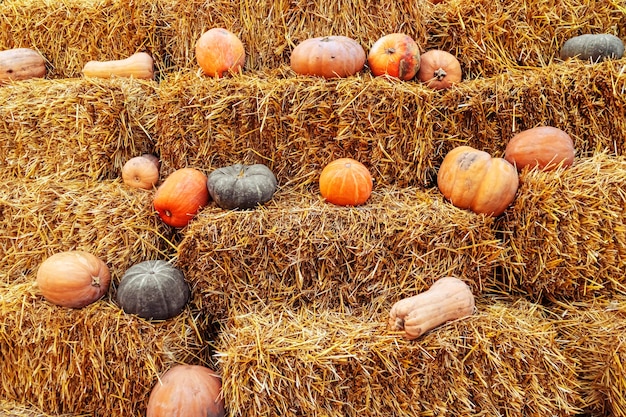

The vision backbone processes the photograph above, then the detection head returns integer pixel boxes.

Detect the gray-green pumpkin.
[207,163,277,210]
[116,260,190,320]
[560,34,624,62]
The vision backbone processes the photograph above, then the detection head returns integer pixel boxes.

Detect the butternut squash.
[389,276,475,340]
[0,48,46,83]
[82,52,154,80]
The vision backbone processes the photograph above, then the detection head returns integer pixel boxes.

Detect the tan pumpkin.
[36,250,111,309]
[504,126,575,171]
[122,154,160,190]
[437,146,519,216]
[153,168,209,228]
[389,276,475,340]
[0,48,46,83]
[319,157,373,206]
[82,52,154,79]
[367,33,420,80]
[147,364,225,417]
[196,28,246,78]
[417,49,462,90]
[290,36,366,78]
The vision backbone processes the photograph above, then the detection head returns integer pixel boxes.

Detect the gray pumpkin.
[207,163,277,210]
[116,260,190,320]
[560,34,624,62]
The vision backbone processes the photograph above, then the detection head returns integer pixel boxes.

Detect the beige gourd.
[0,48,46,83]
[82,52,154,80]
[389,276,475,340]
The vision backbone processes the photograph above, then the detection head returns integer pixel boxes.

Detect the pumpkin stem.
[91,276,101,287]
[385,47,396,55]
[433,67,447,81]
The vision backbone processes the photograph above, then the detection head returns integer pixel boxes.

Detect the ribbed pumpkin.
[36,251,111,309]
[290,36,366,78]
[196,28,246,78]
[504,126,575,171]
[153,168,209,228]
[319,158,373,206]
[116,260,190,320]
[417,49,462,90]
[122,154,160,190]
[437,146,519,216]
[147,364,225,417]
[367,33,420,80]
[207,163,277,210]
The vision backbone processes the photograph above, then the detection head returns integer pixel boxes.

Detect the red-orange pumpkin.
[417,49,462,90]
[121,154,160,189]
[153,168,209,227]
[290,36,366,78]
[367,33,420,80]
[504,126,575,171]
[437,146,519,216]
[147,364,225,417]
[196,28,246,78]
[36,250,111,309]
[319,158,373,206]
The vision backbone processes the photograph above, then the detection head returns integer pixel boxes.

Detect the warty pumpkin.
[207,163,277,210]
[82,52,154,79]
[319,157,373,206]
[153,168,209,228]
[147,364,225,417]
[417,49,462,90]
[36,250,111,309]
[437,146,519,216]
[389,276,475,340]
[196,28,246,78]
[504,126,575,171]
[560,34,624,62]
[0,48,46,83]
[122,154,160,189]
[367,33,420,80]
[290,36,366,78]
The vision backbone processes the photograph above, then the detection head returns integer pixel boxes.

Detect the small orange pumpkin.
[147,364,225,417]
[504,126,575,171]
[417,49,462,90]
[153,168,209,227]
[122,154,160,189]
[290,36,366,78]
[196,28,246,78]
[36,250,111,309]
[319,158,373,206]
[367,33,420,80]
[437,146,519,216]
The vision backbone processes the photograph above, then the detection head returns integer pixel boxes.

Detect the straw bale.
[177,186,507,322]
[0,281,208,416]
[0,77,157,181]
[0,177,174,286]
[550,297,626,417]
[498,152,626,301]
[215,296,580,417]
[0,400,82,417]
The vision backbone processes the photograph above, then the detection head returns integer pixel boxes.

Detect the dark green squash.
[116,260,190,320]
[559,34,624,62]
[207,163,277,210]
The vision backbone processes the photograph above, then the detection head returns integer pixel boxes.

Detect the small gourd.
[82,52,154,79]
[0,48,46,83]
[560,34,624,62]
[389,276,475,340]
[207,163,277,210]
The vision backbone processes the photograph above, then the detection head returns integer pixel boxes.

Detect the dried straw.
[0,400,83,417]
[215,296,580,417]
[0,177,175,285]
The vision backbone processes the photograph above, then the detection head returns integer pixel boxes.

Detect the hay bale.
[0,77,157,181]
[0,282,209,416]
[0,400,78,417]
[176,186,507,321]
[0,177,174,285]
[215,297,581,416]
[498,152,626,300]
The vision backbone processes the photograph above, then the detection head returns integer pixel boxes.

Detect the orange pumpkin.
[319,158,373,206]
[0,48,46,83]
[122,154,160,189]
[290,36,366,78]
[367,33,420,80]
[437,146,519,216]
[36,251,111,309]
[153,168,209,227]
[196,28,246,78]
[147,364,225,417]
[417,49,462,90]
[504,126,575,171]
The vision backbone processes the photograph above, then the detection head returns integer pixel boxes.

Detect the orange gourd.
[147,364,225,417]
[319,158,373,206]
[389,276,475,340]
[196,28,246,78]
[437,146,519,216]
[0,48,46,83]
[122,154,160,190]
[36,251,111,309]
[290,36,366,78]
[367,33,420,80]
[153,168,209,227]
[82,52,154,79]
[417,49,462,90]
[504,126,575,171]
